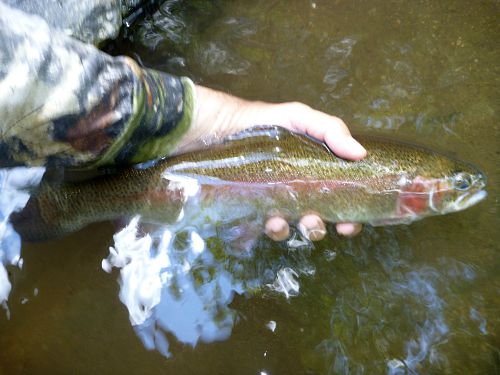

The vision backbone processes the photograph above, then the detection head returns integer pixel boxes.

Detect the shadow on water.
[1,0,500,374]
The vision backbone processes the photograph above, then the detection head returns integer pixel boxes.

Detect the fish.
[10,126,487,242]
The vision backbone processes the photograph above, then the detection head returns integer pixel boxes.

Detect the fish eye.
[453,173,472,191]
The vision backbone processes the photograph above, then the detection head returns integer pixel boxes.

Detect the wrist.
[174,85,250,153]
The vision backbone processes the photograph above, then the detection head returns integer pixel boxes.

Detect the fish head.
[438,168,487,214]
[399,163,487,218]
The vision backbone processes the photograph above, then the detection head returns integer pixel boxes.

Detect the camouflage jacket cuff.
[129,72,196,164]
[89,64,196,167]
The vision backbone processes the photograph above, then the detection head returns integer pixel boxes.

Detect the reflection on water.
[102,215,316,358]
[104,217,240,357]
[104,210,459,371]
[299,226,499,374]
[2,0,499,374]
[317,264,451,374]
[0,167,45,313]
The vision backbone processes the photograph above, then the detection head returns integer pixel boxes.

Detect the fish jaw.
[441,189,487,214]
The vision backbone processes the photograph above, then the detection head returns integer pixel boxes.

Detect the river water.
[1,1,499,374]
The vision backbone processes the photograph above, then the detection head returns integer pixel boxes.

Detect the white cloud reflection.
[0,167,45,315]
[102,215,253,357]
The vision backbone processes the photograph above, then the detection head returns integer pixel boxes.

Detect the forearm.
[0,3,195,169]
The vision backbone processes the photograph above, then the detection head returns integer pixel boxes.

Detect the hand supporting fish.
[11,127,487,243]
[186,87,368,241]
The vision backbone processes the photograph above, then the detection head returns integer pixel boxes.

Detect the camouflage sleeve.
[2,0,123,46]
[0,2,196,169]
[2,0,159,46]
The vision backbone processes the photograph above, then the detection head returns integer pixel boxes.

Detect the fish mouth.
[463,189,488,208]
[443,189,488,214]
[476,174,487,190]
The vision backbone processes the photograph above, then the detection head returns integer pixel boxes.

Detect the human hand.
[265,215,363,242]
[177,85,367,240]
[256,101,365,240]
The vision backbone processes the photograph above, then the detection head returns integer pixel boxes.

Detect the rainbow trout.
[11,127,486,241]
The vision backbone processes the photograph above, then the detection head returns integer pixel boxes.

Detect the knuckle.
[287,101,310,113]
[330,116,348,130]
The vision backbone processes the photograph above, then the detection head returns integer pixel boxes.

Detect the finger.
[335,222,362,237]
[265,216,290,241]
[298,214,327,241]
[285,103,366,161]
[324,128,367,161]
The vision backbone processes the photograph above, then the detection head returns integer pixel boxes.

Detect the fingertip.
[348,136,367,159]
[298,214,327,241]
[336,222,362,237]
[325,133,367,161]
[265,216,290,241]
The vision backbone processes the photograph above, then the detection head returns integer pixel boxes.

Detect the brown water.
[1,1,499,374]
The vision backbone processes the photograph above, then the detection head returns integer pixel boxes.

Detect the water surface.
[1,1,499,374]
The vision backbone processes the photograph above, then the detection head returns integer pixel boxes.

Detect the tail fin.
[9,198,64,242]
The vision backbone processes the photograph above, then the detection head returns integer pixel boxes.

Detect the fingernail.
[298,222,326,241]
[265,220,290,241]
[336,222,362,237]
[308,227,327,241]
